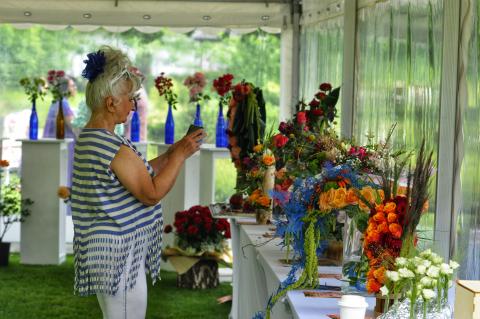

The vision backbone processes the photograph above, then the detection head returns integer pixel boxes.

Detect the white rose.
[416,265,427,275]
[449,260,460,270]
[432,255,444,265]
[399,268,415,278]
[427,266,440,278]
[396,257,408,266]
[420,249,432,258]
[413,256,424,265]
[380,286,389,296]
[440,263,453,275]
[420,277,433,287]
[423,260,432,268]
[422,289,436,300]
[386,271,400,282]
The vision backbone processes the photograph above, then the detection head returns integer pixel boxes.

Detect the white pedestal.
[19,138,72,265]
[199,144,230,205]
[133,142,148,158]
[157,143,200,270]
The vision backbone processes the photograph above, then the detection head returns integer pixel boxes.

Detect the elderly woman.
[71,46,205,318]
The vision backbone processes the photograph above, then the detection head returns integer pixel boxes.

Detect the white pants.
[97,247,148,319]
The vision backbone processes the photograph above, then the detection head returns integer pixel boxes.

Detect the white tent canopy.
[0,0,291,32]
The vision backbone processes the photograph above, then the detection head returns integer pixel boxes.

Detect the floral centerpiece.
[163,205,231,289]
[244,188,272,224]
[377,250,458,319]
[164,205,230,255]
[19,77,47,103]
[254,163,376,319]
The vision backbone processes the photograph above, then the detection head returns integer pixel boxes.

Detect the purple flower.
[82,50,106,82]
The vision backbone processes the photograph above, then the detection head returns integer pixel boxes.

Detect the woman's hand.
[170,129,206,160]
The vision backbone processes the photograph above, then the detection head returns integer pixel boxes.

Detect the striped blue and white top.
[71,128,163,296]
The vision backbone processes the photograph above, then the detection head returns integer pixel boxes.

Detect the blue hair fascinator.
[82,50,106,82]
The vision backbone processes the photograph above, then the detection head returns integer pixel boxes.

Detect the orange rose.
[332,187,347,209]
[384,202,396,214]
[377,222,389,234]
[366,221,378,234]
[359,187,376,211]
[387,213,398,223]
[253,144,263,153]
[346,188,358,205]
[373,266,386,284]
[388,223,403,238]
[57,186,70,199]
[262,154,275,166]
[366,230,381,243]
[0,160,9,167]
[373,212,386,223]
[257,195,271,207]
[366,278,382,293]
[375,203,385,213]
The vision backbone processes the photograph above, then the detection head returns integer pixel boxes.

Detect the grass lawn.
[0,254,232,319]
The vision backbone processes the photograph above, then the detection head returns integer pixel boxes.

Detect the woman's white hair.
[85,45,141,111]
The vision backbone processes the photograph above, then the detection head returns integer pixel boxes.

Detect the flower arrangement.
[254,163,374,319]
[362,141,434,295]
[19,77,47,103]
[164,205,230,254]
[244,189,271,211]
[46,70,69,102]
[378,250,458,319]
[183,72,210,103]
[212,73,234,106]
[270,85,342,180]
[154,72,178,109]
[0,161,33,243]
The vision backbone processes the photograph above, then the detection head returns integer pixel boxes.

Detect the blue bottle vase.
[29,99,38,140]
[193,103,203,127]
[215,102,228,147]
[165,104,175,144]
[130,110,140,142]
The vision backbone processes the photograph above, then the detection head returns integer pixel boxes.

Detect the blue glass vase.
[193,103,203,127]
[215,102,227,147]
[165,104,175,144]
[130,110,140,142]
[29,99,38,140]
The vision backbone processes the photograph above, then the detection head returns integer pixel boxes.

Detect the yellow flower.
[332,187,347,209]
[346,188,358,205]
[57,186,70,199]
[253,144,264,153]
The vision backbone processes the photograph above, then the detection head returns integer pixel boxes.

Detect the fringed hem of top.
[73,218,163,296]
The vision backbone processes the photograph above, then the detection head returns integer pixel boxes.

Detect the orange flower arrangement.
[246,189,271,209]
[363,195,408,293]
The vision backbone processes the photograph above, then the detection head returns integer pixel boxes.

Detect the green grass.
[0,254,232,319]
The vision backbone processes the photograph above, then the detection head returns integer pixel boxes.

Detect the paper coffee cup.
[338,295,368,319]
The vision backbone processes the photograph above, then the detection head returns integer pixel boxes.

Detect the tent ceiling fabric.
[0,0,290,33]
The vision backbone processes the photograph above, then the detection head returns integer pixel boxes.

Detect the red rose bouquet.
[165,205,230,254]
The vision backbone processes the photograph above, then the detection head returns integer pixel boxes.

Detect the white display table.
[19,138,73,265]
[198,144,230,205]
